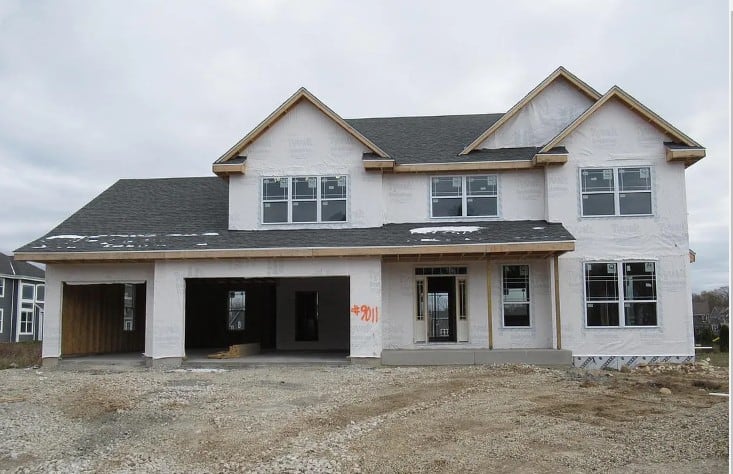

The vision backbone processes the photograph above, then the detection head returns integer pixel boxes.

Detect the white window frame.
[0,277,4,298]
[579,167,653,217]
[35,284,44,303]
[430,175,499,219]
[501,264,531,328]
[261,175,348,224]
[18,282,35,336]
[0,308,4,333]
[583,260,659,328]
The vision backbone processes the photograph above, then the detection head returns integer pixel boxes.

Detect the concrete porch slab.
[382,349,572,367]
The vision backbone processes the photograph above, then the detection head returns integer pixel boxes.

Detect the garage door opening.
[61,283,146,357]
[185,276,349,359]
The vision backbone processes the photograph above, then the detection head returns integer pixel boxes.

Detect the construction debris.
[207,343,261,359]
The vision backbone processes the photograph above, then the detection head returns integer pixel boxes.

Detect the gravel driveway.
[0,363,728,473]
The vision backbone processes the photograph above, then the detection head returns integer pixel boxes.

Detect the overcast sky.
[0,0,729,292]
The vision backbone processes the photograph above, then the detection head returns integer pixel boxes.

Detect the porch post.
[487,260,493,350]
[553,254,562,350]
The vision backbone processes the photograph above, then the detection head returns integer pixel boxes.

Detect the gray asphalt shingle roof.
[346,114,532,164]
[16,178,574,254]
[0,252,45,279]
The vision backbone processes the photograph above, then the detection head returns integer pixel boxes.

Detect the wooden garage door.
[61,283,145,356]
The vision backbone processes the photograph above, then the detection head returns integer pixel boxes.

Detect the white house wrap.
[15,67,704,368]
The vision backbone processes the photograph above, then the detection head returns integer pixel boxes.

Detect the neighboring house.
[693,299,729,339]
[0,253,45,343]
[15,67,705,369]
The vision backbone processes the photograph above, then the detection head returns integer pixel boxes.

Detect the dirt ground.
[0,362,729,473]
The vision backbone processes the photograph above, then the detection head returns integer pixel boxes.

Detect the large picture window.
[502,265,530,327]
[431,175,498,218]
[262,176,347,224]
[585,261,657,327]
[580,167,652,216]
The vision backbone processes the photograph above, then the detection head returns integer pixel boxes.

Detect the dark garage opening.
[61,283,146,357]
[184,276,349,356]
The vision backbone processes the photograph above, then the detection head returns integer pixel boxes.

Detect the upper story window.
[262,176,347,224]
[0,278,4,298]
[580,167,652,217]
[430,175,498,218]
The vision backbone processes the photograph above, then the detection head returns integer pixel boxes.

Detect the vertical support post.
[487,260,493,350]
[553,254,562,350]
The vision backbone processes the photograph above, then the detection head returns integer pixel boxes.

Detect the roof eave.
[13,240,575,263]
[665,145,706,168]
[212,160,247,176]
[540,86,704,153]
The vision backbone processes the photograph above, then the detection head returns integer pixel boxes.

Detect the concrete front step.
[381,348,572,367]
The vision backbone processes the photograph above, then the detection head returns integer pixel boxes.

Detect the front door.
[427,276,456,342]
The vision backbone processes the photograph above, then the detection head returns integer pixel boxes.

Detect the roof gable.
[215,88,390,167]
[540,86,703,153]
[460,66,601,155]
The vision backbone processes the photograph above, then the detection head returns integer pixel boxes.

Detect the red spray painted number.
[351,305,379,323]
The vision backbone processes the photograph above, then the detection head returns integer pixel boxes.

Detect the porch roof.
[15,177,574,262]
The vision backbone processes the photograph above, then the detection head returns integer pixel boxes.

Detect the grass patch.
[704,349,729,368]
[0,342,42,369]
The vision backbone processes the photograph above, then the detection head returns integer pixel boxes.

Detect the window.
[415,267,467,275]
[262,176,347,223]
[0,308,3,333]
[431,175,497,218]
[123,284,136,332]
[415,280,425,321]
[228,290,246,331]
[21,283,34,300]
[36,284,44,303]
[580,167,652,216]
[502,265,530,327]
[458,279,467,320]
[585,261,657,327]
[19,305,33,335]
[19,283,34,335]
[0,278,4,298]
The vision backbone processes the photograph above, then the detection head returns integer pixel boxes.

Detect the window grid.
[584,261,658,328]
[580,167,652,217]
[262,176,347,224]
[19,308,33,335]
[430,175,498,218]
[18,283,35,336]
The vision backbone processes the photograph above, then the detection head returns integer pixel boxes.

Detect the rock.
[659,387,672,395]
